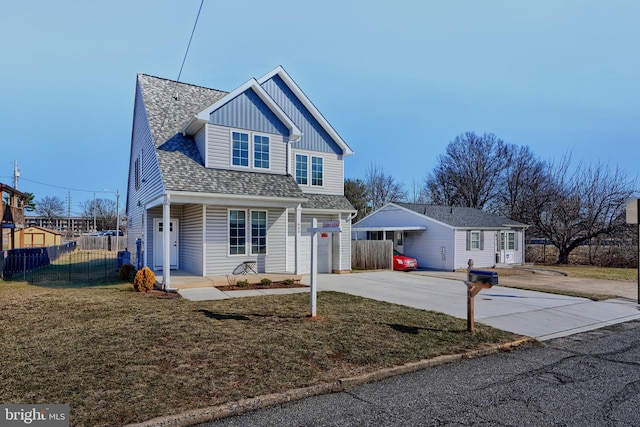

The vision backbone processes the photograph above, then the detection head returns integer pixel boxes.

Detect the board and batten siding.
[126,83,165,264]
[209,88,289,137]
[205,124,287,174]
[292,149,344,195]
[204,206,288,276]
[260,74,343,155]
[454,230,496,269]
[181,204,204,275]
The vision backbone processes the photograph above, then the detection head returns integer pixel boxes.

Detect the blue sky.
[2,0,638,214]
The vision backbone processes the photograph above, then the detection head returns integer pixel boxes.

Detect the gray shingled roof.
[397,203,527,228]
[302,194,356,211]
[137,74,336,203]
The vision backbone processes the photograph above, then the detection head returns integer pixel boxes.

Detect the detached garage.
[353,203,528,271]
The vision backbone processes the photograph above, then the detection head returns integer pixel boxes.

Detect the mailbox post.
[463,259,498,333]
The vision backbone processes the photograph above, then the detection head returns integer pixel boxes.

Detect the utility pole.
[13,160,19,189]
[67,191,72,238]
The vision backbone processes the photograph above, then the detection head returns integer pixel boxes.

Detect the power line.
[20,177,115,194]
[158,0,205,137]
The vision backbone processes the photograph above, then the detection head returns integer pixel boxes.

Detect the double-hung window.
[311,156,323,186]
[251,211,267,254]
[295,153,324,187]
[467,230,483,250]
[232,132,249,167]
[229,210,246,255]
[229,209,267,255]
[295,154,308,185]
[254,135,269,169]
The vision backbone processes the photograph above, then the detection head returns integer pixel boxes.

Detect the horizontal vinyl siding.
[293,149,343,195]
[454,230,497,269]
[126,83,165,265]
[265,209,287,273]
[206,124,287,174]
[147,206,183,270]
[195,127,206,167]
[205,206,288,276]
[404,221,455,271]
[181,204,204,275]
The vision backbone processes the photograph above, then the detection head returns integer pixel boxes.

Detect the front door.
[499,231,516,264]
[154,218,179,270]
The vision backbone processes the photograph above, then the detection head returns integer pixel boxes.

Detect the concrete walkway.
[178,271,640,341]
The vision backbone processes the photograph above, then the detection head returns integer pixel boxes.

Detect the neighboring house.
[17,226,62,248]
[352,202,528,271]
[1,183,25,250]
[126,66,355,286]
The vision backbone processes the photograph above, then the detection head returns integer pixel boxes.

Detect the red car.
[393,249,418,271]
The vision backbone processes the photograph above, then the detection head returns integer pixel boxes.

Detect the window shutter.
[466,231,471,251]
[480,231,484,250]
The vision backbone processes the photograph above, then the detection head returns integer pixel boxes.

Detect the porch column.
[295,204,302,274]
[162,193,171,289]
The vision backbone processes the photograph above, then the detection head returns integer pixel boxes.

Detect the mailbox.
[469,269,498,285]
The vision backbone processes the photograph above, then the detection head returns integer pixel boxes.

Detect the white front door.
[154,218,179,270]
[499,231,516,264]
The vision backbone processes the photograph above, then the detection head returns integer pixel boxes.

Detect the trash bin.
[117,251,131,269]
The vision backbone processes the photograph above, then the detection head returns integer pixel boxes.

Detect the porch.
[153,270,303,290]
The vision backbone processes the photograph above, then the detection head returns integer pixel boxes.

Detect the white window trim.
[470,231,481,250]
[250,209,268,255]
[310,154,324,187]
[230,131,250,169]
[229,129,272,171]
[295,152,325,187]
[295,153,309,186]
[227,208,269,256]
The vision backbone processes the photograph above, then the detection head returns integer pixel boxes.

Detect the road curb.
[126,337,536,427]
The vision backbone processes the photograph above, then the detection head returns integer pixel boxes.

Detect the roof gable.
[183,78,301,139]
[258,66,353,156]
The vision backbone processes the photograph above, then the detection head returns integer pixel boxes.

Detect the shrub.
[260,278,272,286]
[119,264,135,282]
[226,274,238,286]
[133,267,156,292]
[283,278,295,286]
[237,280,249,287]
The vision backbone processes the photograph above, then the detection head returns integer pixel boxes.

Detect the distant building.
[25,216,93,237]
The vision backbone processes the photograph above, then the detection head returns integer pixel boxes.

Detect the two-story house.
[126,66,355,287]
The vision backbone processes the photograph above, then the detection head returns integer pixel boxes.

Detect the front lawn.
[0,282,522,426]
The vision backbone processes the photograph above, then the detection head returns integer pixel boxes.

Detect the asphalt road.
[199,320,640,427]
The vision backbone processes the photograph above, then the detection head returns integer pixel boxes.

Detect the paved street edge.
[125,337,536,427]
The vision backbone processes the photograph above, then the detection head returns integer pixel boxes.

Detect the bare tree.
[408,178,428,204]
[365,163,407,211]
[80,198,118,231]
[424,132,508,209]
[36,196,65,221]
[533,155,637,264]
[494,144,547,223]
[344,178,368,222]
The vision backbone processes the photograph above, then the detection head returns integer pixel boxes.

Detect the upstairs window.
[254,135,270,169]
[295,154,308,185]
[311,156,323,186]
[232,132,249,167]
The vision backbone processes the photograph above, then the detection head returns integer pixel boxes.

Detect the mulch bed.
[215,281,308,292]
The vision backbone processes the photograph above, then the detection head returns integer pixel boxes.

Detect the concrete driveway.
[312,271,640,341]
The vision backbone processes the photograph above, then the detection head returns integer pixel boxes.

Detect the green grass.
[0,282,522,426]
